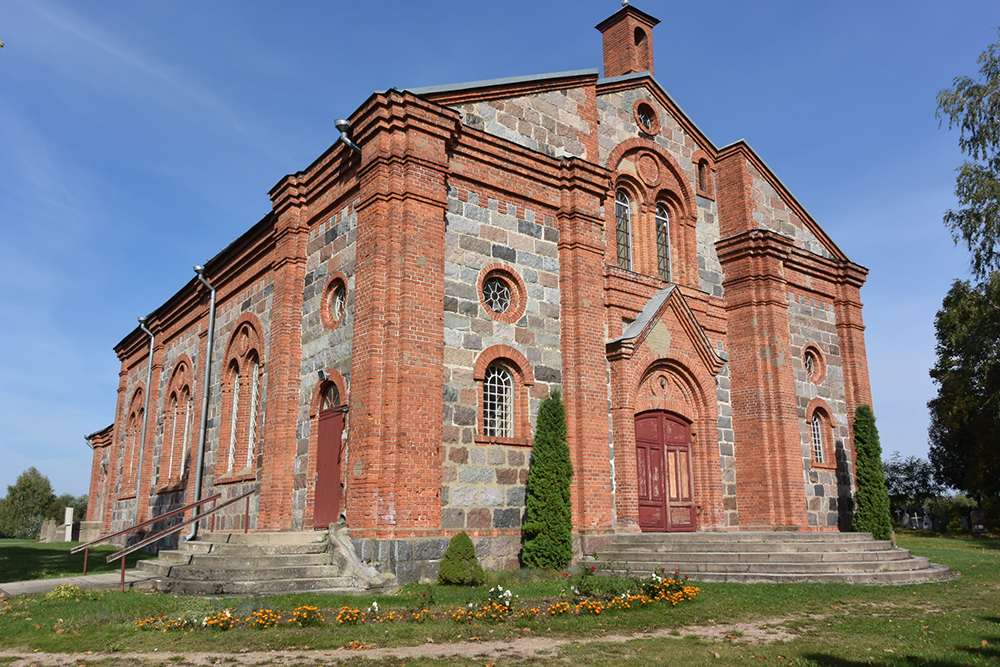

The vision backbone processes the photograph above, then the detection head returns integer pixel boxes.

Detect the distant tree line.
[0,467,88,540]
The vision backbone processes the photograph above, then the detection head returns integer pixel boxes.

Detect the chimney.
[596,2,661,78]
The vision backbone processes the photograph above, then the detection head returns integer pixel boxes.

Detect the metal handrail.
[107,489,255,564]
[71,493,221,555]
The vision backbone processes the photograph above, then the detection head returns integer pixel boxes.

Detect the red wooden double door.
[634,411,696,532]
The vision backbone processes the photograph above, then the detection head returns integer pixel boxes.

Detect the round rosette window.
[321,273,350,330]
[478,265,526,324]
[633,101,660,135]
[802,345,827,384]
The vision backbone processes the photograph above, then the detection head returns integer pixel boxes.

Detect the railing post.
[83,548,89,575]
[244,495,250,534]
[120,557,126,593]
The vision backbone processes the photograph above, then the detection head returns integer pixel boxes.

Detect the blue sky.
[0,1,996,497]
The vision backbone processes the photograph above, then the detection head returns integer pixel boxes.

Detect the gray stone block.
[487,447,506,465]
[507,487,526,507]
[481,487,504,506]
[475,537,492,558]
[354,538,373,562]
[375,540,390,562]
[471,448,486,464]
[414,538,449,561]
[493,508,522,528]
[459,466,493,483]
[441,508,465,529]
[394,561,422,586]
[392,539,413,562]
[451,486,479,506]
[492,244,516,262]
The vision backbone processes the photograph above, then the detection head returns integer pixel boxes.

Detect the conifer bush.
[522,389,574,569]
[851,404,893,541]
[437,531,485,586]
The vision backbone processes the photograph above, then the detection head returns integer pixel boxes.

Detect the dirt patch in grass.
[0,616,801,666]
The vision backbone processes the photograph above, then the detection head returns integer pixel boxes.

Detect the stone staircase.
[593,532,954,584]
[137,531,362,596]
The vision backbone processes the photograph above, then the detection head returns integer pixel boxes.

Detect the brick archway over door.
[635,410,695,532]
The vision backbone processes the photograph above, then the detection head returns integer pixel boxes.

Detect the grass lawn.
[0,539,155,582]
[0,532,997,666]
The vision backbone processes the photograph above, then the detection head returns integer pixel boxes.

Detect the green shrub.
[437,531,485,586]
[852,404,893,541]
[522,390,573,569]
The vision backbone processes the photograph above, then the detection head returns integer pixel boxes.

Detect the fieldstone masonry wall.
[787,292,853,529]
[455,88,591,160]
[294,200,358,529]
[696,195,724,298]
[441,186,562,539]
[749,165,833,259]
[598,90,698,176]
[715,365,739,527]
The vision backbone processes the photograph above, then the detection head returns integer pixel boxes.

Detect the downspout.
[134,317,155,526]
[187,265,217,540]
[335,119,362,154]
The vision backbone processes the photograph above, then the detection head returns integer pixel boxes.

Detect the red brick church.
[86,4,872,580]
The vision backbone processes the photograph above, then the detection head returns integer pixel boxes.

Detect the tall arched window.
[218,317,265,481]
[246,355,260,469]
[615,190,633,271]
[810,414,825,464]
[226,362,241,474]
[483,365,514,438]
[655,204,671,282]
[161,359,193,489]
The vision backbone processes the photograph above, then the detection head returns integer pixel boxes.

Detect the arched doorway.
[635,411,695,532]
[314,383,345,528]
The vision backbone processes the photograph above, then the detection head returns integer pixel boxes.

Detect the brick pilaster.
[556,159,614,539]
[347,91,457,539]
[259,180,310,531]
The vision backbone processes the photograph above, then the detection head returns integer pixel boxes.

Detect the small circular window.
[803,345,826,384]
[321,273,350,330]
[331,283,346,321]
[634,101,659,134]
[477,264,526,324]
[483,276,511,314]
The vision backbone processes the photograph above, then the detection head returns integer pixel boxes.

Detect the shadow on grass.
[0,542,153,582]
[804,634,1000,666]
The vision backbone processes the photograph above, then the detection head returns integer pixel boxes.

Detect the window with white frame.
[615,189,632,271]
[483,364,514,438]
[655,204,671,282]
[811,414,825,464]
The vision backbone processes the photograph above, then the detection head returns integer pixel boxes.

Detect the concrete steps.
[594,532,955,585]
[137,531,356,595]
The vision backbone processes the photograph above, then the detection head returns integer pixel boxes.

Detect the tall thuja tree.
[522,390,573,569]
[851,405,892,541]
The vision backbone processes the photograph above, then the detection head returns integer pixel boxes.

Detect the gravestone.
[971,510,987,536]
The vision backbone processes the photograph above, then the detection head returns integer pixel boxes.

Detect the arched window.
[321,383,340,411]
[226,362,241,474]
[218,318,265,481]
[473,345,535,446]
[655,204,671,282]
[615,190,633,271]
[160,356,194,490]
[246,355,260,470]
[698,160,710,192]
[483,364,514,438]
[811,414,825,464]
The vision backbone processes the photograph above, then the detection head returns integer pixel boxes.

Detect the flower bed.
[133,571,700,633]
